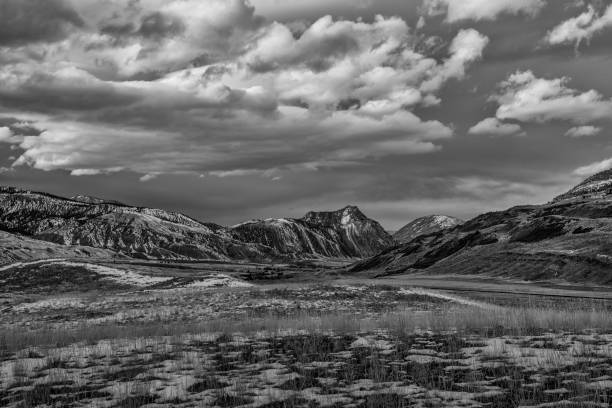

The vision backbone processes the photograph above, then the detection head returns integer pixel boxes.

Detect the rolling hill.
[352,170,612,285]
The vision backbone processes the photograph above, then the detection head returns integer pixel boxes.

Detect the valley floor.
[1,260,612,407]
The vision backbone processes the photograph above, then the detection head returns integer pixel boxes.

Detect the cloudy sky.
[1,0,612,228]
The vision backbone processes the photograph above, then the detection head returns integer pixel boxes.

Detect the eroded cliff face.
[0,188,393,262]
[231,206,394,258]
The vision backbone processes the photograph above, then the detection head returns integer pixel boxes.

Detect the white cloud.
[468,117,525,137]
[0,127,13,142]
[65,0,264,78]
[421,29,489,93]
[492,70,612,124]
[565,125,601,138]
[139,173,158,182]
[0,2,491,179]
[574,158,612,176]
[70,169,102,176]
[0,127,24,144]
[424,0,545,23]
[546,5,612,47]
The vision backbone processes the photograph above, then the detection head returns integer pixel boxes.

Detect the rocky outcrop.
[393,215,463,244]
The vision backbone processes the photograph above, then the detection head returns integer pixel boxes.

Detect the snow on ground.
[13,297,86,312]
[183,274,253,288]
[0,258,67,271]
[399,287,495,308]
[58,261,172,286]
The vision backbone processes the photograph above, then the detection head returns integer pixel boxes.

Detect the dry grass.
[2,304,611,354]
[3,285,612,407]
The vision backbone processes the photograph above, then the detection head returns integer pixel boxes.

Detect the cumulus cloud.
[545,4,612,47]
[492,70,612,124]
[0,2,490,179]
[0,128,14,143]
[565,125,601,138]
[423,0,545,23]
[421,29,489,92]
[468,117,525,137]
[0,127,26,144]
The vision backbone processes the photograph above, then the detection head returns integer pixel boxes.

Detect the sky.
[1,0,612,229]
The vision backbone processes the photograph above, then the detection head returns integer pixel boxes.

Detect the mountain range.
[0,187,392,263]
[3,169,612,285]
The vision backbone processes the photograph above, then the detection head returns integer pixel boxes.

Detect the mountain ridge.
[0,186,392,263]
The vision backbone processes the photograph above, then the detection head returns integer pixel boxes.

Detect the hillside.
[352,171,612,285]
[0,230,125,265]
[393,215,463,244]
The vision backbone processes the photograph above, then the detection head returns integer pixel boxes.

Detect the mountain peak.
[340,205,366,223]
[554,169,612,202]
[301,205,367,226]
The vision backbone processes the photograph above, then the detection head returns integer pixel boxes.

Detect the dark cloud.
[0,0,83,45]
[138,12,185,38]
[0,70,142,112]
[100,22,136,38]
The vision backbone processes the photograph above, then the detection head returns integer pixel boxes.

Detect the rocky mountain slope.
[231,206,393,258]
[393,215,463,244]
[352,171,612,285]
[0,187,392,263]
[553,169,612,202]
